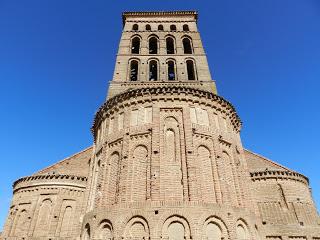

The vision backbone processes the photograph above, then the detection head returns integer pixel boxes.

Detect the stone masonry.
[1,11,319,240]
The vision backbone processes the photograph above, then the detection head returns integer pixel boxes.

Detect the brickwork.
[1,11,319,240]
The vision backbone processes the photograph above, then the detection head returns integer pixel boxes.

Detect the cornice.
[91,86,242,137]
[250,170,309,185]
[122,11,198,26]
[13,174,88,191]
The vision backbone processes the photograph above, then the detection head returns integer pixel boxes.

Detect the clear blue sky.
[0,0,319,229]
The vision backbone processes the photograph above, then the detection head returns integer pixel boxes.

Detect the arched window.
[34,199,52,236]
[149,37,158,54]
[149,60,158,81]
[166,37,175,54]
[186,60,196,80]
[130,60,139,81]
[132,24,138,31]
[183,24,189,31]
[146,24,151,31]
[167,60,176,81]
[183,37,193,54]
[158,25,164,31]
[13,209,28,236]
[60,206,73,237]
[131,37,140,54]
[170,25,176,31]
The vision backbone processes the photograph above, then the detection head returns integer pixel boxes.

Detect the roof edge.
[244,148,293,172]
[122,10,198,26]
[33,146,93,175]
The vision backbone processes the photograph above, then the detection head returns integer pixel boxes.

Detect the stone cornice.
[122,11,198,26]
[91,86,242,138]
[250,170,309,185]
[13,174,88,192]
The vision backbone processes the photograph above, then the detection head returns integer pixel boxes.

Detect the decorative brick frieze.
[250,170,309,185]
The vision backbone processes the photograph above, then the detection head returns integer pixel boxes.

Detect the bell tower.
[107,11,217,99]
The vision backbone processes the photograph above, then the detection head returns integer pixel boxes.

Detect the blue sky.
[0,0,319,229]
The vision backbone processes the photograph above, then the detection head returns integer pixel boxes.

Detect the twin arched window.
[129,59,159,81]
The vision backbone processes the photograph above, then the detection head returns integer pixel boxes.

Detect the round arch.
[202,216,229,240]
[147,58,160,81]
[161,215,191,240]
[97,219,113,240]
[184,58,197,80]
[148,34,159,55]
[128,58,140,81]
[181,36,193,54]
[123,215,150,240]
[130,35,142,54]
[236,219,251,240]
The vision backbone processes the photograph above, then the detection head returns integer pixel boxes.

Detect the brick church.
[1,11,319,240]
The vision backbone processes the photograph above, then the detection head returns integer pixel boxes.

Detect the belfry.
[2,11,320,240]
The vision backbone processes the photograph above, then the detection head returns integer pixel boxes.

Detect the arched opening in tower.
[130,60,139,81]
[186,60,196,80]
[131,37,140,54]
[149,37,158,54]
[167,60,176,81]
[183,38,193,54]
[166,37,175,54]
[149,60,158,81]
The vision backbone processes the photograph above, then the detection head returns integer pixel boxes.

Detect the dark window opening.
[183,24,189,31]
[149,60,158,81]
[146,24,151,31]
[167,61,176,81]
[166,37,175,54]
[170,25,176,31]
[183,38,193,54]
[149,37,158,54]
[186,60,196,80]
[158,25,164,31]
[131,37,140,54]
[130,60,139,81]
[132,24,138,31]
